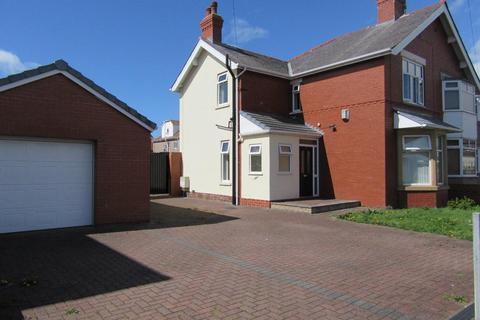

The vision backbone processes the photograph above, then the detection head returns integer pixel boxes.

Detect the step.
[271,199,361,214]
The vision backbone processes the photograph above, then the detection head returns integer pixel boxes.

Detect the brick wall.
[0,74,151,224]
[301,59,388,207]
[399,190,448,208]
[239,71,290,116]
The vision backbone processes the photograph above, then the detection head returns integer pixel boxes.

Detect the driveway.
[0,197,472,320]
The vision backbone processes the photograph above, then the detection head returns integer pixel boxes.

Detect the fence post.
[474,212,480,320]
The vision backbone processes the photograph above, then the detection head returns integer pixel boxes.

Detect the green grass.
[339,207,480,241]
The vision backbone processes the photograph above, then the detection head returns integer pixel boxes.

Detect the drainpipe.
[226,55,237,205]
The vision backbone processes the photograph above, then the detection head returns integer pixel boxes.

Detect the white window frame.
[442,80,477,114]
[401,135,432,186]
[437,136,444,185]
[278,144,292,173]
[248,144,262,175]
[402,59,425,107]
[447,138,478,177]
[291,84,302,113]
[220,140,230,184]
[217,72,229,107]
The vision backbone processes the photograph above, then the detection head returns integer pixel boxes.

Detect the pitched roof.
[240,111,322,136]
[0,60,157,131]
[289,4,441,75]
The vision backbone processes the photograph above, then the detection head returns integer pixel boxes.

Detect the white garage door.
[0,139,93,233]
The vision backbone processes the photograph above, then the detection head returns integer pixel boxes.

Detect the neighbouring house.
[0,60,156,233]
[171,0,480,208]
[152,120,180,152]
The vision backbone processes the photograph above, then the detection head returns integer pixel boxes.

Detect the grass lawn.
[339,207,480,241]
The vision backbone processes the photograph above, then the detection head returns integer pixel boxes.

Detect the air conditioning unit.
[180,176,190,191]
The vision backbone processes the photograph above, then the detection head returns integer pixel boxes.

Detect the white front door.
[0,139,94,233]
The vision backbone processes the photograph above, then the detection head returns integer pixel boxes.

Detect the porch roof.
[393,109,461,132]
[240,111,323,137]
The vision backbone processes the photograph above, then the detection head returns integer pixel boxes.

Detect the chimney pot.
[200,0,223,43]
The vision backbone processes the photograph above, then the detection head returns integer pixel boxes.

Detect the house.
[0,60,156,233]
[152,120,180,152]
[172,0,479,208]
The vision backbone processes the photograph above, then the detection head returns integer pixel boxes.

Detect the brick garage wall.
[168,152,182,196]
[0,74,151,224]
[239,71,290,116]
[300,58,388,207]
[239,198,271,208]
[187,191,232,202]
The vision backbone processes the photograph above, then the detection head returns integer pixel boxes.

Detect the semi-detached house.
[172,0,480,208]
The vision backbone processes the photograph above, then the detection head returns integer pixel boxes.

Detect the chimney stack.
[377,0,406,24]
[200,1,223,43]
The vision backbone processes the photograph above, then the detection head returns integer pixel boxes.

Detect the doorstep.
[271,199,361,214]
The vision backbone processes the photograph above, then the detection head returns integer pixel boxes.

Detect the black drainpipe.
[225,54,237,205]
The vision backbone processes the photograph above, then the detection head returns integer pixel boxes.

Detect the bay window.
[403,59,424,106]
[249,144,262,174]
[220,141,230,183]
[402,135,431,185]
[278,144,292,173]
[217,72,228,106]
[443,80,476,113]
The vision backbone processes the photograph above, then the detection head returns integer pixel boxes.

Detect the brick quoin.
[0,74,151,224]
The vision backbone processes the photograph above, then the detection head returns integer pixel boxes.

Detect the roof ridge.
[214,42,288,63]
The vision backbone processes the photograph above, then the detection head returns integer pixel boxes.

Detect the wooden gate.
[150,153,169,194]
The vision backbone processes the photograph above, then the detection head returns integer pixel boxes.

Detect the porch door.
[300,146,313,197]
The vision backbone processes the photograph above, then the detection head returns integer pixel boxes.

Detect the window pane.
[445,82,458,88]
[279,154,290,172]
[293,92,301,111]
[250,145,261,153]
[444,90,460,110]
[403,74,411,100]
[448,149,460,175]
[279,145,292,153]
[251,155,262,172]
[463,149,476,175]
[402,152,430,184]
[404,136,430,150]
[218,81,228,104]
[221,141,229,153]
[437,151,444,184]
[413,77,419,103]
[218,74,227,82]
[222,153,230,181]
[447,139,460,147]
[419,80,424,105]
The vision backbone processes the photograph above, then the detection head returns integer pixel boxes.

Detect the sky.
[1,0,479,136]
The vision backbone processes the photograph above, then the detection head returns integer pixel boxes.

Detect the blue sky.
[1,0,478,136]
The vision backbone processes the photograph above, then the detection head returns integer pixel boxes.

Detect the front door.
[300,146,313,197]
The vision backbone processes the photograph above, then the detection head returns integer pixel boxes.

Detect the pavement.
[0,197,473,320]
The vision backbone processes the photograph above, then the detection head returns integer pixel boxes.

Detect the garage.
[0,139,94,233]
[0,60,156,233]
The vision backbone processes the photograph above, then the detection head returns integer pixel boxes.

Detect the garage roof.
[0,60,157,131]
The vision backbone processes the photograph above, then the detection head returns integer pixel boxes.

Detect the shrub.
[447,197,477,210]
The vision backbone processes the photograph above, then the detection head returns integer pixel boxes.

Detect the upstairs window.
[403,59,424,106]
[217,73,228,106]
[443,80,476,113]
[278,144,292,173]
[220,141,230,183]
[249,144,262,174]
[292,84,302,113]
[402,135,431,185]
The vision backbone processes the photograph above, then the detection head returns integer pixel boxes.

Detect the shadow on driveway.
[0,201,236,319]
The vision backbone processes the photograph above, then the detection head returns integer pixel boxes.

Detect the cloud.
[470,40,480,76]
[226,18,268,44]
[448,0,466,12]
[0,49,39,76]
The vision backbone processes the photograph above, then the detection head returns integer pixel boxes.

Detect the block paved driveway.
[0,197,473,320]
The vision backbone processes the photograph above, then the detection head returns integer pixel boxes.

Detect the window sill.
[220,182,232,186]
[249,172,263,176]
[290,110,303,115]
[216,104,230,110]
[398,185,449,191]
[402,100,425,108]
[277,172,292,175]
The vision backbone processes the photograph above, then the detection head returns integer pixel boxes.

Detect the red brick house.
[172,0,479,208]
[0,60,156,233]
